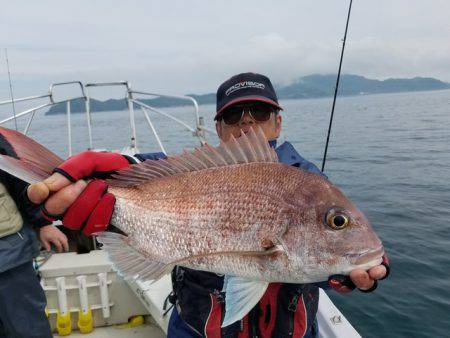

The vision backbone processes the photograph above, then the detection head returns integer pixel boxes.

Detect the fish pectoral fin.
[96,232,169,283]
[221,276,269,327]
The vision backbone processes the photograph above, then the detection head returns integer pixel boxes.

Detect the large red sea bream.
[0,126,384,326]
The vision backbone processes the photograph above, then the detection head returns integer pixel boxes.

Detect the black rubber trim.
[122,155,139,164]
[379,259,390,280]
[22,185,38,206]
[358,280,378,293]
[53,168,76,182]
[40,204,64,221]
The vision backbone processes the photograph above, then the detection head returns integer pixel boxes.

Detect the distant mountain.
[45,93,216,115]
[277,74,450,98]
[45,74,450,115]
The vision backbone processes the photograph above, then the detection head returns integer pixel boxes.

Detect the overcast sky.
[1,0,449,99]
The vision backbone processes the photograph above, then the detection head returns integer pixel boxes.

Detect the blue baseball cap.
[215,72,283,121]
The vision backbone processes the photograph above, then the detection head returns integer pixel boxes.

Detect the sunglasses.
[221,103,277,125]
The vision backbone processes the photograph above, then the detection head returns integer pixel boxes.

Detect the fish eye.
[325,210,349,230]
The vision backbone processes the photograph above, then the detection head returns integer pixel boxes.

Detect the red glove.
[54,151,130,181]
[63,180,116,236]
[43,151,130,235]
[328,275,356,294]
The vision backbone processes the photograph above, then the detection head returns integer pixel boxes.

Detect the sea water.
[2,89,449,338]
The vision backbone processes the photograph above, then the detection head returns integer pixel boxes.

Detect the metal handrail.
[196,123,215,135]
[48,81,86,153]
[131,90,200,122]
[0,94,51,107]
[85,81,135,150]
[85,81,130,88]
[132,99,196,133]
[0,80,207,155]
[139,106,167,155]
[23,110,37,134]
[0,102,55,125]
[49,81,86,103]
[131,90,205,142]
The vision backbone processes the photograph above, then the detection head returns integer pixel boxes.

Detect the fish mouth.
[346,246,385,265]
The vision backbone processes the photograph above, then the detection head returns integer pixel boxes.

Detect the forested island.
[45,74,450,115]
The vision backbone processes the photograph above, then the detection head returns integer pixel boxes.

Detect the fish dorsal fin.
[110,126,278,187]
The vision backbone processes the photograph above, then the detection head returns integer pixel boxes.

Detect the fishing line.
[321,0,353,173]
[5,48,18,131]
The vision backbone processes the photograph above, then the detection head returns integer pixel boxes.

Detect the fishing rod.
[4,48,18,131]
[321,0,353,173]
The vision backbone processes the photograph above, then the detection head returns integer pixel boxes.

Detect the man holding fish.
[21,72,389,337]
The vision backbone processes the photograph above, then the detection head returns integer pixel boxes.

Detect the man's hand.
[39,224,69,252]
[28,173,87,214]
[350,264,387,291]
[329,255,390,293]
[28,176,116,236]
[27,151,129,235]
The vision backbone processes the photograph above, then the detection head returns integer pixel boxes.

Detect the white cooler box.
[39,250,149,332]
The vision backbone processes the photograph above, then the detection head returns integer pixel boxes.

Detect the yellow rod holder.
[56,277,72,336]
[77,307,94,334]
[76,275,94,333]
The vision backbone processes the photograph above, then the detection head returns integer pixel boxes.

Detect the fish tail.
[0,127,64,183]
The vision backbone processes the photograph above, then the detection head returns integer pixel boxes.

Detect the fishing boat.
[0,81,361,338]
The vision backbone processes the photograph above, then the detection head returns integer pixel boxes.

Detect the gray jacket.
[0,170,48,273]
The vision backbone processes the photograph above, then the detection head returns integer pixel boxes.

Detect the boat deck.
[59,322,165,338]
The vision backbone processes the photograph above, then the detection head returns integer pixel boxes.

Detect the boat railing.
[0,80,212,156]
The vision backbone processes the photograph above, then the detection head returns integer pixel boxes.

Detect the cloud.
[1,0,449,100]
[345,37,450,80]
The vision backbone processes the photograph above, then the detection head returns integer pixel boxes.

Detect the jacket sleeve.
[275,141,328,179]
[297,161,327,178]
[0,172,50,228]
[134,152,167,162]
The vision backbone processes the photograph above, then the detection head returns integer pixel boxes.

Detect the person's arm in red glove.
[54,151,131,182]
[27,151,131,236]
